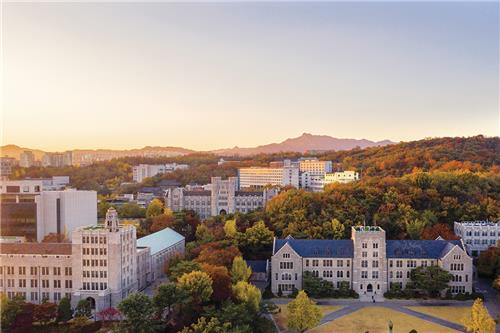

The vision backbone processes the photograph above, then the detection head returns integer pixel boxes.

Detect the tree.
[302,271,335,298]
[57,296,72,322]
[230,256,252,284]
[74,299,92,318]
[11,302,34,333]
[201,264,232,302]
[477,246,499,277]
[410,266,452,297]
[224,220,238,238]
[96,307,121,321]
[196,224,215,244]
[421,223,459,240]
[118,203,146,218]
[1,295,24,332]
[196,243,241,269]
[42,233,69,243]
[462,298,495,333]
[330,218,346,239]
[237,221,274,255]
[150,214,174,233]
[179,317,233,333]
[33,302,57,325]
[167,260,201,282]
[232,281,261,312]
[286,291,322,333]
[406,219,426,240]
[146,198,164,218]
[117,293,159,333]
[177,271,213,305]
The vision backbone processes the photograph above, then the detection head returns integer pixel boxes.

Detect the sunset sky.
[2,2,499,151]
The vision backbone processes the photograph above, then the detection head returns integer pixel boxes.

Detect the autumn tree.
[195,243,241,269]
[146,198,164,218]
[34,302,57,325]
[477,246,499,277]
[286,291,322,333]
[167,260,201,282]
[195,224,215,244]
[462,298,496,333]
[224,220,238,239]
[96,307,120,321]
[230,256,252,284]
[179,317,233,333]
[421,223,459,240]
[236,221,274,256]
[42,233,69,243]
[201,264,232,302]
[329,218,346,239]
[150,214,174,233]
[232,281,261,312]
[406,219,427,240]
[177,271,213,305]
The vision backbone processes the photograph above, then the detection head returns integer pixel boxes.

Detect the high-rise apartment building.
[132,163,189,182]
[20,151,35,168]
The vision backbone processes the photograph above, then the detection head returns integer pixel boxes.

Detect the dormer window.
[283,253,290,259]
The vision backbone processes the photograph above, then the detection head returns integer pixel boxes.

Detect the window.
[389,260,393,268]
[53,267,61,276]
[373,251,378,258]
[336,260,343,267]
[361,260,368,268]
[65,280,72,289]
[372,271,379,279]
[362,252,367,258]
[283,253,290,259]
[31,292,38,301]
[65,267,72,276]
[396,260,403,268]
[362,243,367,249]
[42,280,49,288]
[373,243,378,249]
[372,260,379,268]
[18,267,26,275]
[396,271,403,278]
[361,271,368,279]
[18,279,26,288]
[324,260,333,267]
[312,260,319,267]
[41,267,49,275]
[337,271,343,278]
[31,279,37,288]
[30,267,37,275]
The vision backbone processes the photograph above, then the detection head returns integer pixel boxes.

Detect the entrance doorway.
[366,284,373,293]
[86,297,96,310]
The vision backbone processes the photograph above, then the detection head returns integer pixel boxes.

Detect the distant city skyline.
[2,2,499,151]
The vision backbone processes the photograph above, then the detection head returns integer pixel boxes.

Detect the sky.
[2,2,499,151]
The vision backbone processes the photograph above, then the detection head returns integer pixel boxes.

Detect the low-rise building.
[454,221,500,257]
[324,171,360,185]
[238,166,300,188]
[271,226,472,300]
[132,163,189,183]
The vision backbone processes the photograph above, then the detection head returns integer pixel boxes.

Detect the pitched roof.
[386,240,464,259]
[274,239,354,258]
[137,227,185,255]
[0,243,72,255]
[183,190,211,196]
[246,260,268,273]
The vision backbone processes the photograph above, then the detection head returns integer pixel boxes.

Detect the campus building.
[271,226,472,300]
[0,208,185,312]
[132,163,189,183]
[324,171,360,185]
[238,166,300,188]
[165,177,278,219]
[454,221,500,257]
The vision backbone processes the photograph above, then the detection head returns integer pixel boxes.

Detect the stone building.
[165,177,278,219]
[271,226,472,301]
[454,221,500,257]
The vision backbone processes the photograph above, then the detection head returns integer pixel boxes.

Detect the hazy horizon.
[3,2,499,151]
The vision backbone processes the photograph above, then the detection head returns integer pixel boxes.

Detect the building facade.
[271,226,472,300]
[132,163,189,183]
[298,159,333,176]
[238,166,300,188]
[324,171,360,185]
[454,221,500,257]
[165,177,278,219]
[0,208,185,312]
[20,151,35,168]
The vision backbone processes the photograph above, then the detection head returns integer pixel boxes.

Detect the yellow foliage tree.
[462,298,496,333]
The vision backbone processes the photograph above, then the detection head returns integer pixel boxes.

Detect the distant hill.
[0,145,46,160]
[211,133,395,156]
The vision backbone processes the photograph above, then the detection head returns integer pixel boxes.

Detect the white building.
[299,158,333,176]
[324,171,360,185]
[238,166,300,188]
[42,152,72,167]
[132,163,189,183]
[166,177,278,219]
[271,226,472,300]
[0,177,70,195]
[454,221,500,257]
[0,208,185,312]
[20,151,35,168]
[36,190,98,242]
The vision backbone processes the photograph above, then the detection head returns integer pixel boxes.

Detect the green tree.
[330,218,345,239]
[195,224,215,244]
[406,219,427,240]
[286,291,322,333]
[237,221,274,254]
[117,293,159,333]
[1,294,24,331]
[179,317,233,333]
[231,256,252,284]
[232,281,261,312]
[57,296,72,322]
[74,299,92,318]
[462,298,495,333]
[146,199,164,218]
[410,266,452,297]
[167,260,201,282]
[177,271,213,305]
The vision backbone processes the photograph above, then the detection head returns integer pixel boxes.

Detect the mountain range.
[0,134,395,160]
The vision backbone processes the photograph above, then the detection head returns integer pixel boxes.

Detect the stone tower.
[105,207,119,232]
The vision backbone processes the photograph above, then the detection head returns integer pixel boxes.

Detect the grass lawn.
[308,307,460,333]
[272,304,343,331]
[406,306,471,325]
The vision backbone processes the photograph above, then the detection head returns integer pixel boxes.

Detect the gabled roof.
[0,243,72,255]
[137,228,184,255]
[246,260,267,273]
[386,240,464,259]
[274,239,353,258]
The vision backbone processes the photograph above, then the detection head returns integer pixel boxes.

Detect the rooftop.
[353,226,382,232]
[274,239,354,258]
[0,243,72,255]
[137,227,184,255]
[455,221,498,226]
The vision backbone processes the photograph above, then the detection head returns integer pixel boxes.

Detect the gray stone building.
[165,177,278,219]
[454,221,499,257]
[271,226,472,301]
